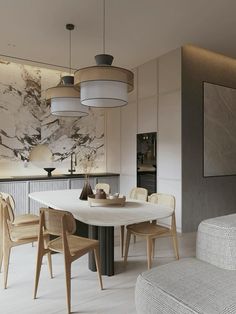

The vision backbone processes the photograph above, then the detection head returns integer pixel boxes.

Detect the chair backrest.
[95,183,111,195]
[0,193,15,221]
[148,193,175,210]
[0,198,15,243]
[129,187,148,201]
[40,207,76,236]
[0,197,15,223]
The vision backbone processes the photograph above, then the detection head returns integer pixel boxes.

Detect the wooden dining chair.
[0,192,39,226]
[0,198,52,289]
[124,193,179,269]
[120,187,148,257]
[95,183,111,195]
[0,193,39,273]
[34,207,103,314]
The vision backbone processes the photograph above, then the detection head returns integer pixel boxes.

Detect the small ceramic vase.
[95,189,107,199]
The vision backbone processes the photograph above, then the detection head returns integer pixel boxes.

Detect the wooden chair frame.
[0,193,39,274]
[1,200,52,289]
[0,192,39,226]
[120,187,148,257]
[124,193,179,269]
[34,208,103,314]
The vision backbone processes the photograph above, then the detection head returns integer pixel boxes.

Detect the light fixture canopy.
[46,24,89,117]
[74,0,134,108]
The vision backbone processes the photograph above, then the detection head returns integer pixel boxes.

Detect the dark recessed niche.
[137,132,157,195]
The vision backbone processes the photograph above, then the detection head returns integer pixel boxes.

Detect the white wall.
[106,48,182,231]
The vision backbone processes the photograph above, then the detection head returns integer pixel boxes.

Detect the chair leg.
[133,234,136,244]
[93,247,103,290]
[171,213,179,260]
[147,236,153,270]
[120,225,125,257]
[44,234,53,278]
[64,259,72,314]
[33,248,44,299]
[0,237,3,273]
[47,252,53,279]
[172,234,179,260]
[3,246,11,289]
[124,229,132,267]
[152,238,156,259]
[0,248,2,274]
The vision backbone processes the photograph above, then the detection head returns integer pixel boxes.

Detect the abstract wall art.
[203,82,236,177]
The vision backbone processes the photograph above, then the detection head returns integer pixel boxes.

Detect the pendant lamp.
[74,0,134,108]
[46,24,88,117]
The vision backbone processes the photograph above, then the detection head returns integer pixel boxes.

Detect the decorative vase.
[95,189,107,199]
[79,179,94,200]
[43,167,56,177]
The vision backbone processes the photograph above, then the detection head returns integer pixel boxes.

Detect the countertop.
[0,172,119,182]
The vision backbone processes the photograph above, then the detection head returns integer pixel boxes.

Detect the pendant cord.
[103,0,105,54]
[69,28,72,74]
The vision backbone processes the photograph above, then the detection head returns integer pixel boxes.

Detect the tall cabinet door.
[0,181,28,215]
[29,180,69,215]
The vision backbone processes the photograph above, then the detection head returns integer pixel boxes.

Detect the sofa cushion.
[135,258,236,314]
[197,214,236,270]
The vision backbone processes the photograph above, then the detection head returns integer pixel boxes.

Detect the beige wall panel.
[158,91,181,180]
[128,68,138,103]
[159,48,181,94]
[120,101,137,176]
[106,108,121,173]
[138,59,158,99]
[120,174,136,196]
[138,95,158,133]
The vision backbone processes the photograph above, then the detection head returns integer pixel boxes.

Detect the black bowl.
[44,168,56,177]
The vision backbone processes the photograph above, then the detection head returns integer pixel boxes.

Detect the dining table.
[29,189,174,276]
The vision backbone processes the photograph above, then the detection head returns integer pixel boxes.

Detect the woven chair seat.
[10,223,39,242]
[127,222,169,236]
[13,214,39,226]
[48,235,99,255]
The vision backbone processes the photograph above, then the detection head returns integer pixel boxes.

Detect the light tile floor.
[0,231,196,314]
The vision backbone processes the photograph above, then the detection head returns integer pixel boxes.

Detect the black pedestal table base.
[88,225,114,276]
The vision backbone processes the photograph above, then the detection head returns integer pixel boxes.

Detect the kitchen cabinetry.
[70,177,95,189]
[0,174,119,215]
[0,181,28,215]
[29,180,69,214]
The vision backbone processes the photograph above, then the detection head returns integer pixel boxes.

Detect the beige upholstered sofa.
[135,214,236,314]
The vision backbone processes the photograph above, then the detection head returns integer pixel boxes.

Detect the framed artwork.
[203,81,236,177]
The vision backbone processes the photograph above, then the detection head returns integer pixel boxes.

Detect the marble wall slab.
[0,60,105,172]
[204,82,236,176]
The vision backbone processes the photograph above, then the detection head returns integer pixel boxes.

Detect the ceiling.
[0,0,236,70]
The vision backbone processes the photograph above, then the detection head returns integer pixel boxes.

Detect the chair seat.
[127,222,170,236]
[10,223,39,241]
[48,235,99,255]
[13,214,39,226]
